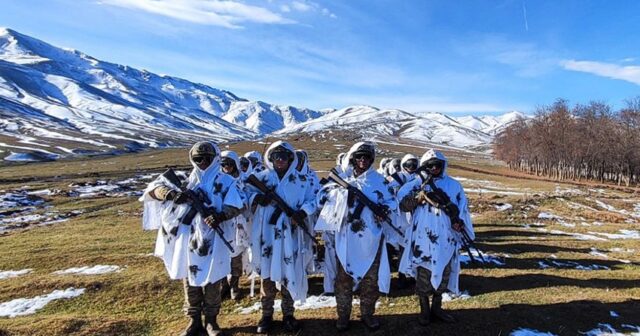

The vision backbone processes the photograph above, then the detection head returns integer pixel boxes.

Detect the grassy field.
[1,137,639,336]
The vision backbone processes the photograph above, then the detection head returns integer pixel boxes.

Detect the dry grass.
[1,136,639,335]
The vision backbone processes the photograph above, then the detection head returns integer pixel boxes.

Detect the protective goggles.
[269,151,293,162]
[192,156,213,165]
[220,158,235,167]
[402,159,419,170]
[353,153,372,160]
[240,157,250,169]
[424,160,444,170]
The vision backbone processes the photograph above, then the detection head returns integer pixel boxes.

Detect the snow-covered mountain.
[0,28,323,160]
[0,28,524,161]
[277,106,525,150]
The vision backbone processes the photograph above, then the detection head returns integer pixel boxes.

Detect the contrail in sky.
[522,0,529,31]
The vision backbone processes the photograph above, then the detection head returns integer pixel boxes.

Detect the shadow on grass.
[222,300,640,336]
[483,242,593,255]
[463,273,640,295]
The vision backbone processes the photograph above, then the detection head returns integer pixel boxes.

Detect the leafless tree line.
[494,97,640,186]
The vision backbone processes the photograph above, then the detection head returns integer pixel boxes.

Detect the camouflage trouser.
[335,242,382,319]
[261,278,294,317]
[183,278,222,317]
[415,257,453,297]
[229,254,243,288]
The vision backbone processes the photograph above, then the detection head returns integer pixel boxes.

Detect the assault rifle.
[246,174,317,245]
[162,168,235,253]
[328,168,405,238]
[416,170,485,263]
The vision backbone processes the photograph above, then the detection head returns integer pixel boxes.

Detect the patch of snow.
[53,265,121,275]
[509,328,557,336]
[442,290,471,302]
[580,323,640,336]
[549,229,607,241]
[0,269,32,280]
[236,295,379,314]
[0,287,85,317]
[460,250,505,266]
[539,259,609,271]
[589,230,640,240]
[610,311,619,318]
[538,212,563,220]
[495,203,513,212]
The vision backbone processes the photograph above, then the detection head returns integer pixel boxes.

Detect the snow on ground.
[0,269,32,280]
[0,209,83,234]
[509,328,556,336]
[442,290,471,302]
[589,230,640,240]
[0,287,85,318]
[0,190,46,209]
[53,265,121,275]
[538,259,609,271]
[495,203,513,212]
[460,249,505,266]
[69,174,154,198]
[581,323,640,336]
[545,229,607,241]
[538,212,563,220]
[610,311,619,318]
[235,291,470,315]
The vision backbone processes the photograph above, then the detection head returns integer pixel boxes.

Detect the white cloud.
[280,4,291,12]
[453,35,558,77]
[99,0,295,29]
[292,1,312,12]
[289,0,336,18]
[561,59,640,85]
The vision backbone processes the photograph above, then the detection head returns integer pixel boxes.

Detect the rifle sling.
[269,207,283,225]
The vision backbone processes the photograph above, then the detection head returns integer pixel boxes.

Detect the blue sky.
[2,0,639,115]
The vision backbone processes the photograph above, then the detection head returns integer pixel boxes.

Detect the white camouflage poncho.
[397,149,474,294]
[140,143,244,286]
[315,141,396,293]
[220,150,251,259]
[247,141,316,301]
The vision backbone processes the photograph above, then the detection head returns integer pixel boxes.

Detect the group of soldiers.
[141,140,475,336]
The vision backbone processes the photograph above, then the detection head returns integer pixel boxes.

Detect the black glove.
[204,211,226,229]
[254,193,272,206]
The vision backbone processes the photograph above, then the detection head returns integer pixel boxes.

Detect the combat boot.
[431,294,456,323]
[229,276,242,301]
[361,314,381,331]
[256,315,273,334]
[335,315,350,332]
[180,315,204,336]
[418,295,430,326]
[282,315,300,332]
[204,314,224,336]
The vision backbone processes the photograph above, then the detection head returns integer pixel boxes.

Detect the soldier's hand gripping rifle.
[246,174,318,245]
[162,168,235,254]
[416,171,485,264]
[328,168,405,238]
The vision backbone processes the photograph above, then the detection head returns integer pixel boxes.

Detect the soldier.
[219,150,250,301]
[244,151,266,173]
[377,157,392,176]
[334,152,347,175]
[397,149,475,326]
[247,141,316,333]
[140,141,244,336]
[239,156,252,175]
[316,141,396,331]
[385,153,420,288]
